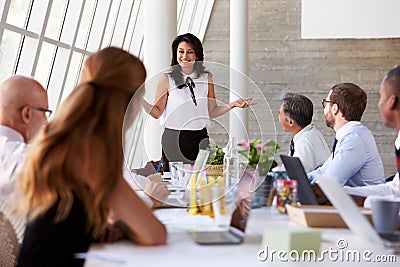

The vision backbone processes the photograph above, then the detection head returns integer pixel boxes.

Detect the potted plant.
[237,138,279,206]
[205,144,225,176]
[237,138,279,175]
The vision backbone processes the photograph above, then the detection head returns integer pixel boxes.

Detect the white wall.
[301,0,400,39]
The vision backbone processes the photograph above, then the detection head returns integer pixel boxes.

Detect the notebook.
[191,170,254,245]
[279,155,319,205]
[314,174,392,244]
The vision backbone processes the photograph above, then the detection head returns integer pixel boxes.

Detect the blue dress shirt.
[308,122,385,186]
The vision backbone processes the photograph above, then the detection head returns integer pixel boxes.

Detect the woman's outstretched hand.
[231,97,257,109]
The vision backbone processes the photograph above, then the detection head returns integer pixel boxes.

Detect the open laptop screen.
[280,155,319,205]
[230,171,254,232]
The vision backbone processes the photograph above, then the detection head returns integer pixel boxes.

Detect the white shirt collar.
[395,131,400,150]
[335,121,361,140]
[181,70,199,79]
[0,125,24,143]
[293,124,313,141]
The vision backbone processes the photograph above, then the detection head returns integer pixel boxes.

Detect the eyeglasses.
[321,99,331,108]
[18,105,53,118]
[185,76,197,106]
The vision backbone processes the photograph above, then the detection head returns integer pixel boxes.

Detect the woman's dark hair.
[170,33,206,88]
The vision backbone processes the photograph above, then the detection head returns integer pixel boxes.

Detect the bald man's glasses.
[19,105,53,118]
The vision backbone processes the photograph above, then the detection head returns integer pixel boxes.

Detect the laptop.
[280,155,319,205]
[315,174,400,246]
[191,171,254,245]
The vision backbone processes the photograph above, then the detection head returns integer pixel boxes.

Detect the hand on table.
[144,178,170,208]
[97,213,127,243]
[147,173,163,183]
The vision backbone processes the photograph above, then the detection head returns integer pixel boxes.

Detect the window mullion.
[177,0,187,32]
[127,0,142,53]
[31,0,54,78]
[42,37,70,49]
[108,0,123,46]
[0,0,12,44]
[57,0,89,107]
[82,0,99,50]
[188,0,199,32]
[121,0,135,48]
[3,23,38,38]
[13,0,34,74]
[56,0,70,42]
[97,1,113,50]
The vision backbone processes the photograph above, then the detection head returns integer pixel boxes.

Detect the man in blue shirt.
[308,83,385,186]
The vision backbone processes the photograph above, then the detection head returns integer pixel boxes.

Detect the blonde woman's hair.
[16,47,146,238]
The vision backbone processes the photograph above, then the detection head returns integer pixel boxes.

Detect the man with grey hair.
[279,93,330,172]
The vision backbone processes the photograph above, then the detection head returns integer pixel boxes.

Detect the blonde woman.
[16,47,167,267]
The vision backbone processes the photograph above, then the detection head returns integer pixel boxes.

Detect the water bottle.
[223,137,240,186]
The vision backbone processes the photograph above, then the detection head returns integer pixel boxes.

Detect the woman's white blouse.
[160,72,210,130]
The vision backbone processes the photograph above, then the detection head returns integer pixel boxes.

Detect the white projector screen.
[301,0,400,39]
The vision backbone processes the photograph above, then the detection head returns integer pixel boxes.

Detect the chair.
[0,212,20,267]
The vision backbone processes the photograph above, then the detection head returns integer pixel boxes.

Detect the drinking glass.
[212,186,236,229]
[169,162,183,185]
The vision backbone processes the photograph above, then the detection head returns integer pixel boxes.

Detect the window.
[0,0,215,168]
[0,0,143,110]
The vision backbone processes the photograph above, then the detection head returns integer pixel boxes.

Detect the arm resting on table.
[108,177,167,245]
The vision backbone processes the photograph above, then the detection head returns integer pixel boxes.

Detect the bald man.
[0,76,50,199]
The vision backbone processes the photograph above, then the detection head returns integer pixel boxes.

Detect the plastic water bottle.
[223,137,240,186]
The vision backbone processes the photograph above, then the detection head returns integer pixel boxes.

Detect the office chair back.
[0,212,20,267]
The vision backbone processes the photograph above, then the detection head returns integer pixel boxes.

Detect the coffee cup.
[371,197,400,234]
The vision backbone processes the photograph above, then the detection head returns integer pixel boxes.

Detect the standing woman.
[15,47,166,267]
[142,33,255,170]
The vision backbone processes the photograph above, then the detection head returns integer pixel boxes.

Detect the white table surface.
[84,207,399,267]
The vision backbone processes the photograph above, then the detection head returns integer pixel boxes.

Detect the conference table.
[84,207,399,267]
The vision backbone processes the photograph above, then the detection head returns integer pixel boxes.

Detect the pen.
[156,159,162,173]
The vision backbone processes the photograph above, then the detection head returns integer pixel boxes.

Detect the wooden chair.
[0,212,20,267]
